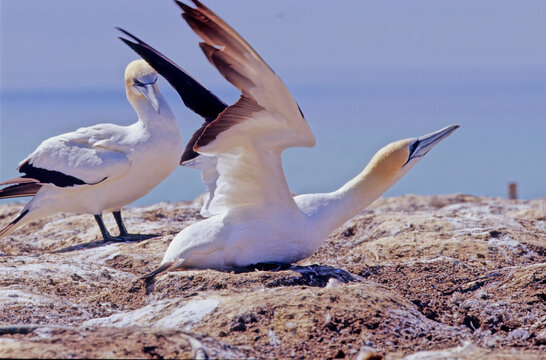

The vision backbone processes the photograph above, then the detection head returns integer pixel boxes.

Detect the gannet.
[128,1,459,276]
[0,60,182,242]
[117,27,228,218]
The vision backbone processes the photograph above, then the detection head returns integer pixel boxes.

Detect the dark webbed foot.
[100,233,127,243]
[117,233,159,242]
[94,213,158,243]
[112,210,159,241]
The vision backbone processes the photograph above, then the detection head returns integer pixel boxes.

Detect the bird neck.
[128,90,177,132]
[303,159,402,236]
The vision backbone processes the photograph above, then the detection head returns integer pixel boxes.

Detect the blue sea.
[1,69,545,207]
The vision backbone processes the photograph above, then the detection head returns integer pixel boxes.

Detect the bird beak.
[411,124,460,160]
[135,83,160,113]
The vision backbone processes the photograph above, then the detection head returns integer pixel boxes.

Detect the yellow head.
[125,59,160,112]
[364,125,460,187]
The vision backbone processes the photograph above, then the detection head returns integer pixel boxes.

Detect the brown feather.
[179,0,267,65]
[179,0,314,154]
[182,13,250,63]
[0,183,41,199]
[195,95,264,149]
[181,121,210,164]
[199,43,255,93]
[0,177,39,186]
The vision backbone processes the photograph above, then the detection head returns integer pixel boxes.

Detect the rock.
[535,328,546,346]
[0,195,544,359]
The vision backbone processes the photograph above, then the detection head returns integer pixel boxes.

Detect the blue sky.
[3,0,546,91]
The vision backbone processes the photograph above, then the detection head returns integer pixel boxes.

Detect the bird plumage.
[116,27,227,164]
[0,60,182,241]
[121,1,459,277]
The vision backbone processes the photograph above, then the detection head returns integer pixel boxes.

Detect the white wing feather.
[22,124,131,184]
[182,154,219,217]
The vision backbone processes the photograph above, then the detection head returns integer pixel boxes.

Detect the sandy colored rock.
[0,194,544,359]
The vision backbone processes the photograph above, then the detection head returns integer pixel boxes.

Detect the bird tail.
[0,178,41,238]
[0,178,41,199]
[141,260,177,280]
[0,210,30,238]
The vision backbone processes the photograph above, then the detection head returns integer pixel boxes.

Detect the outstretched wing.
[117,27,227,163]
[177,0,316,216]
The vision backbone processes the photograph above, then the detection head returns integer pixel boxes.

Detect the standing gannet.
[0,60,182,242]
[126,1,459,276]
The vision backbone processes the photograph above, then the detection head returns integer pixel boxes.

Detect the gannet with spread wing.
[0,60,182,242]
[123,1,459,277]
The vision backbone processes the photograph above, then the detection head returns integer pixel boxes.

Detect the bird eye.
[133,79,144,86]
[409,141,419,158]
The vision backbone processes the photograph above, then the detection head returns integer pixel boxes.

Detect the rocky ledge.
[0,194,544,359]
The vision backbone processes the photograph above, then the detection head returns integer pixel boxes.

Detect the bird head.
[125,59,160,113]
[365,124,460,186]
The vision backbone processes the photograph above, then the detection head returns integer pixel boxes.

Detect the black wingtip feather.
[117,27,227,121]
[118,36,136,49]
[116,27,136,40]
[117,27,147,46]
[174,0,187,11]
[0,209,29,238]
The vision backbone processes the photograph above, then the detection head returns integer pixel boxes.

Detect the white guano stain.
[82,298,219,330]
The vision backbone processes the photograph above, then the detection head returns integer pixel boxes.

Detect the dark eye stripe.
[134,78,157,86]
[409,141,419,157]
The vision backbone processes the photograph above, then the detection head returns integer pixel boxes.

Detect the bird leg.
[112,210,157,241]
[94,214,126,242]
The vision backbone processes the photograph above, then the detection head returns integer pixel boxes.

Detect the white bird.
[129,1,459,277]
[0,60,182,242]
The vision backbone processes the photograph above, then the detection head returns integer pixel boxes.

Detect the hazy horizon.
[2,0,545,204]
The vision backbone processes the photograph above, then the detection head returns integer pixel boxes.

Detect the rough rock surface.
[0,194,544,359]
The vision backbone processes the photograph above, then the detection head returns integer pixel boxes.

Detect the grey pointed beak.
[135,83,160,113]
[411,124,460,160]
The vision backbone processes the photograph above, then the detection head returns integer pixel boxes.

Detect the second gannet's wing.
[19,124,131,188]
[177,1,316,216]
[118,28,228,163]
